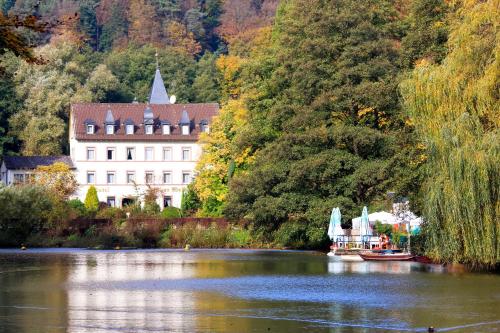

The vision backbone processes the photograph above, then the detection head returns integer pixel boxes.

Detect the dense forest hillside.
[0,0,278,155]
[0,0,278,52]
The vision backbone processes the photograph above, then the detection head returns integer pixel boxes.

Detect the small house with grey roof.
[1,156,74,185]
[69,66,218,208]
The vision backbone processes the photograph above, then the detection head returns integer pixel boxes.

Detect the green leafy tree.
[105,44,200,102]
[0,185,53,246]
[181,184,200,217]
[401,0,499,269]
[79,63,121,102]
[0,55,21,155]
[192,52,221,102]
[84,185,99,212]
[225,0,406,244]
[9,41,95,155]
[400,0,450,69]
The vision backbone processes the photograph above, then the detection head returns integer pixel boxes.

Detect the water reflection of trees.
[0,254,69,333]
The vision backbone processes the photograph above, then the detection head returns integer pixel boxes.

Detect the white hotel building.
[68,68,218,208]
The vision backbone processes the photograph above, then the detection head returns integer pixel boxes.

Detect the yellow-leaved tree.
[34,162,78,200]
[401,0,499,268]
[192,27,273,216]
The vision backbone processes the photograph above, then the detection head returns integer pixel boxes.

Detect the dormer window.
[145,125,153,135]
[162,124,170,135]
[126,124,134,135]
[179,109,190,136]
[84,119,96,134]
[200,120,209,133]
[86,125,94,134]
[104,110,115,135]
[106,124,114,135]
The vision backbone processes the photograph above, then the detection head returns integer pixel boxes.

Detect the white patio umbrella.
[327,208,335,240]
[360,206,372,246]
[327,207,344,242]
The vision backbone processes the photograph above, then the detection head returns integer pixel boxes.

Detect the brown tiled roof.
[72,103,219,141]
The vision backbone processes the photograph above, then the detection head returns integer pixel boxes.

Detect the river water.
[0,249,498,333]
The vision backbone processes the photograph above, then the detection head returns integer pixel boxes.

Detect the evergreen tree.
[79,0,100,50]
[84,185,99,212]
[153,0,181,19]
[98,1,128,51]
[199,0,223,51]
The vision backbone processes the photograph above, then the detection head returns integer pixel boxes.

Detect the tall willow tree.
[401,0,499,268]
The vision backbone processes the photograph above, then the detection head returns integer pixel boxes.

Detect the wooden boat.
[359,250,414,261]
[327,247,364,261]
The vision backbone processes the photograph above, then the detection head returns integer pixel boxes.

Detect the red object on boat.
[359,251,415,261]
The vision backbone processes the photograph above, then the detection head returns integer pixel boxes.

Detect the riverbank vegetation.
[0,0,498,268]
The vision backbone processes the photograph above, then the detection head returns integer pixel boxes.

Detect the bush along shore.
[0,184,278,250]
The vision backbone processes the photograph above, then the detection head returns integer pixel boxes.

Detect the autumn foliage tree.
[33,162,78,200]
[401,0,499,268]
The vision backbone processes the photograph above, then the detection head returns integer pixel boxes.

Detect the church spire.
[149,53,170,104]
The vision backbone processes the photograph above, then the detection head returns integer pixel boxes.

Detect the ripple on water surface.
[0,249,499,333]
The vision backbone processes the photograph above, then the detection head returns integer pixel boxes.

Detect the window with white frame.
[163,172,172,184]
[107,148,115,160]
[107,196,116,207]
[126,124,134,135]
[201,123,209,133]
[106,172,115,184]
[145,125,153,135]
[86,147,95,160]
[182,172,191,184]
[13,173,25,184]
[145,147,154,161]
[87,172,95,184]
[86,125,95,134]
[163,147,172,161]
[182,148,191,161]
[181,125,189,135]
[145,172,154,184]
[106,124,114,135]
[126,172,135,184]
[126,147,135,160]
[162,124,170,135]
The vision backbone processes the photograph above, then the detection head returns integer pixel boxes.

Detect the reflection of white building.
[67,252,197,332]
[69,67,218,208]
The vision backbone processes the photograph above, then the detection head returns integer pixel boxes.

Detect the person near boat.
[378,233,391,249]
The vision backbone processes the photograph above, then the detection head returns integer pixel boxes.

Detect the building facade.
[0,156,74,186]
[69,68,218,208]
